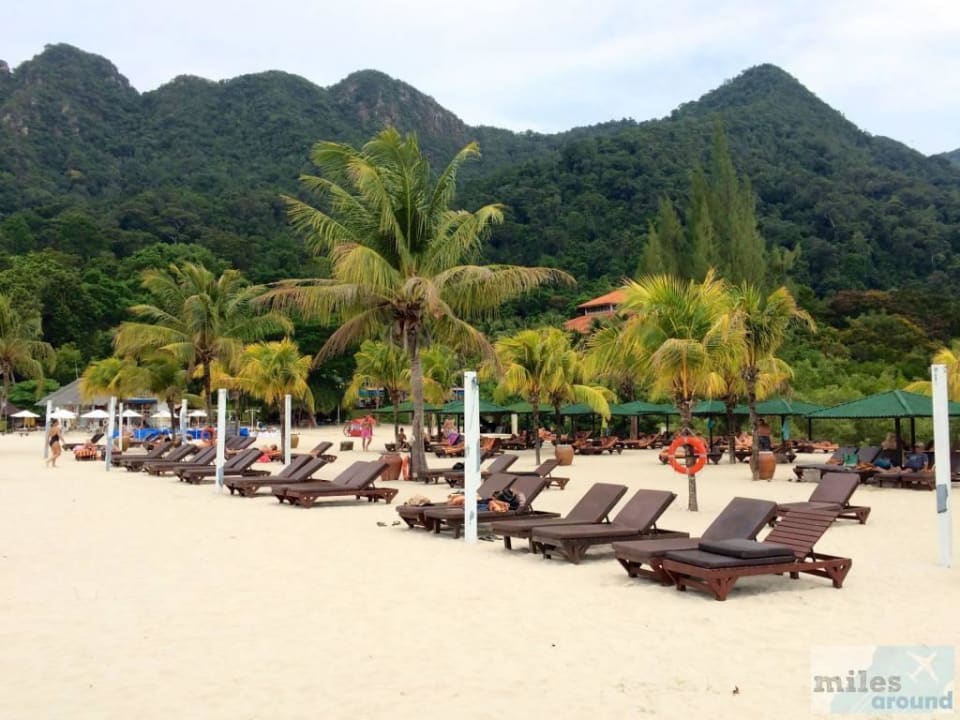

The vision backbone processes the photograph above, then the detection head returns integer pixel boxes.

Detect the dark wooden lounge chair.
[613,497,777,584]
[530,489,686,564]
[420,475,555,539]
[395,474,516,531]
[490,482,628,550]
[508,458,570,490]
[177,448,267,484]
[272,460,395,507]
[660,507,851,601]
[774,471,871,524]
[144,445,217,475]
[792,446,857,481]
[577,436,622,455]
[442,453,519,487]
[64,431,105,451]
[225,455,328,497]
[292,441,335,462]
[115,440,175,470]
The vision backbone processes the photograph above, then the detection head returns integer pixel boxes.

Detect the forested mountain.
[942,149,960,168]
[2,44,960,362]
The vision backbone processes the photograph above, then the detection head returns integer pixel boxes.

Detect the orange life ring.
[666,435,708,476]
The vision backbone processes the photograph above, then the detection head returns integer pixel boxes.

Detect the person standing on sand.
[361,414,375,452]
[46,419,63,467]
[756,418,772,451]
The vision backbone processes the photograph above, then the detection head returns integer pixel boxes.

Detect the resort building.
[563,289,625,333]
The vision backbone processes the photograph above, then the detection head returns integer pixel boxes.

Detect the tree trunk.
[202,362,213,420]
[725,401,738,464]
[390,388,400,443]
[532,402,542,465]
[679,397,698,511]
[167,399,177,434]
[747,375,759,480]
[408,335,428,480]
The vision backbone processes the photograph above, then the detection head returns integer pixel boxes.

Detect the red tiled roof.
[577,289,626,310]
[564,312,616,334]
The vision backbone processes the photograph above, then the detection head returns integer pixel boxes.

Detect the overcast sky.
[3,0,959,154]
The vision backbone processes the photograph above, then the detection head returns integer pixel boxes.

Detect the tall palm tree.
[728,283,814,479]
[344,340,409,442]
[234,338,314,448]
[905,342,960,401]
[613,271,732,510]
[115,263,291,418]
[490,328,610,464]
[0,294,55,415]
[265,129,572,478]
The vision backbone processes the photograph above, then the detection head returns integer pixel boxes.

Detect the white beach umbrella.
[81,409,110,419]
[152,409,173,419]
[11,410,40,418]
[120,409,143,418]
[188,409,207,418]
[50,408,77,419]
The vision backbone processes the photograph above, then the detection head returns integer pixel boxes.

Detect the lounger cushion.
[697,538,795,559]
[665,548,796,568]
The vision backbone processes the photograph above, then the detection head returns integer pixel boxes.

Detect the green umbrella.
[441,399,509,414]
[371,400,441,414]
[609,400,671,416]
[505,401,534,414]
[559,403,597,416]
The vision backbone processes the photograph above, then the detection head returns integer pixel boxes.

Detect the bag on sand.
[402,495,432,507]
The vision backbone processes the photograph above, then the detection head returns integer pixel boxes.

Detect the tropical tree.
[0,294,55,414]
[728,282,815,478]
[114,263,291,418]
[234,338,314,448]
[611,271,733,510]
[905,342,960,401]
[344,340,409,442]
[264,129,572,479]
[490,328,611,464]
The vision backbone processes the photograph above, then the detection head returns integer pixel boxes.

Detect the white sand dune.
[1,428,957,719]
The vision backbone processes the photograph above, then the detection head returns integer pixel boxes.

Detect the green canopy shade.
[371,400,441,414]
[806,390,960,419]
[505,401,534,414]
[609,400,672,416]
[751,397,825,416]
[441,399,509,414]
[559,402,599,416]
[692,400,729,415]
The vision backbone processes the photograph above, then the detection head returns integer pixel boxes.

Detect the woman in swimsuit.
[46,419,63,467]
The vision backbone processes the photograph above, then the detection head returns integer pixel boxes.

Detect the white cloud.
[2,0,958,152]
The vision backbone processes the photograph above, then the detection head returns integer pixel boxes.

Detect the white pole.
[463,371,480,544]
[180,398,189,445]
[215,388,227,492]
[511,412,519,436]
[43,400,52,460]
[118,401,124,436]
[283,394,292,466]
[104,397,116,471]
[931,364,953,568]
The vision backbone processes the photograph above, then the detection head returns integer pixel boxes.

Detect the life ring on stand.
[666,435,708,476]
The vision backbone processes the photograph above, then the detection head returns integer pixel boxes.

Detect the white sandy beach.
[1,427,958,719]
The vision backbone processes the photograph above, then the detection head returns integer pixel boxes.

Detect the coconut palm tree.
[728,282,814,479]
[234,338,314,448]
[0,294,55,416]
[115,263,291,419]
[613,271,733,510]
[344,340,409,442]
[490,328,611,464]
[265,129,572,479]
[905,342,960,401]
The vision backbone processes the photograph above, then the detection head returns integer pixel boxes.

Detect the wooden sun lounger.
[577,436,622,455]
[442,454,519,487]
[64,431,105,451]
[115,440,176,470]
[420,475,555,539]
[613,497,777,584]
[272,460,395,507]
[508,458,570,489]
[144,445,217,475]
[178,448,267,484]
[660,508,851,601]
[225,455,328,497]
[530,489,686,564]
[774,472,871,524]
[490,482,627,550]
[396,474,516,531]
